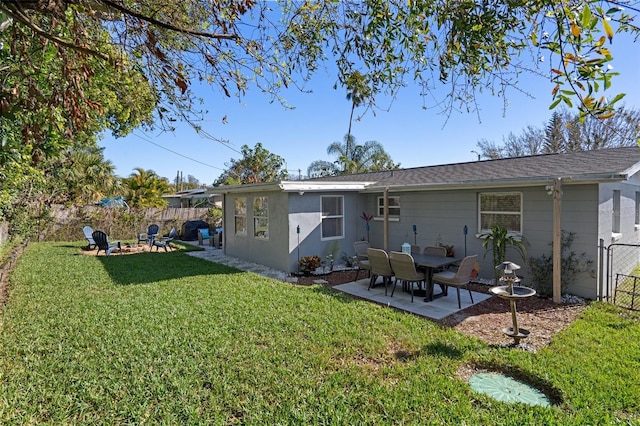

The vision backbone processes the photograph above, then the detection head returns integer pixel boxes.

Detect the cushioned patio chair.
[389,251,426,302]
[367,248,395,296]
[153,227,177,252]
[431,255,477,309]
[92,230,121,256]
[83,226,96,250]
[353,241,371,281]
[198,228,213,246]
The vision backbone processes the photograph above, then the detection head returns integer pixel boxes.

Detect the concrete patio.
[333,277,491,320]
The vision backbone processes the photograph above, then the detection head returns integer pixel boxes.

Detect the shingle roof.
[306,146,640,189]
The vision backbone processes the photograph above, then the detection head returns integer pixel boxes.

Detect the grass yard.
[0,242,639,424]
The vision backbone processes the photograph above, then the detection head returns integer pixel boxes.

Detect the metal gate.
[602,241,640,310]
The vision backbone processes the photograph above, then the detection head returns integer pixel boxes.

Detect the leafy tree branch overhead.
[1,0,638,138]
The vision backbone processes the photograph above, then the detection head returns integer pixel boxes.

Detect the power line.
[132,131,226,171]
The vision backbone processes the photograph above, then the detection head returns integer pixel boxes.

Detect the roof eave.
[217,180,374,194]
[360,173,630,192]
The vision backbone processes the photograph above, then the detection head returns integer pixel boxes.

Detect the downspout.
[552,178,562,303]
[222,192,226,254]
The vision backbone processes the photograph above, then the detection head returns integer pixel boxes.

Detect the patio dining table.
[410,253,461,302]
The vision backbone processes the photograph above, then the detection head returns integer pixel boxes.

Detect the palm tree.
[44,146,120,205]
[326,134,399,175]
[122,168,171,207]
[345,71,372,140]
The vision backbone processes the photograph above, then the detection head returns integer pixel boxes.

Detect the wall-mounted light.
[298,191,304,195]
[545,185,554,196]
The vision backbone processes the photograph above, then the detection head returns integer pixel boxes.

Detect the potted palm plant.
[476,225,527,283]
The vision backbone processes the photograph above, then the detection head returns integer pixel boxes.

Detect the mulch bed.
[295,269,588,351]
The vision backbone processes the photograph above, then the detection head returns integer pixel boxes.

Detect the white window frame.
[320,195,344,241]
[376,196,400,218]
[253,196,269,240]
[234,197,247,236]
[478,192,523,234]
[613,190,621,234]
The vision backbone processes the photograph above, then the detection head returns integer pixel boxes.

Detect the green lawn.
[0,242,639,424]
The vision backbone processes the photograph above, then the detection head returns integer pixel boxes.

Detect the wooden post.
[552,178,562,303]
[383,187,389,252]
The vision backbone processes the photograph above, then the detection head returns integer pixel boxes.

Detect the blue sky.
[99,36,639,185]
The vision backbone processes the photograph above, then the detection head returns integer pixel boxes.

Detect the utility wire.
[132,131,227,171]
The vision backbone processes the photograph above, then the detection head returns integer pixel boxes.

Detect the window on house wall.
[321,195,344,240]
[253,196,269,239]
[635,192,640,226]
[377,196,400,218]
[234,197,247,235]
[478,192,522,233]
[613,190,621,233]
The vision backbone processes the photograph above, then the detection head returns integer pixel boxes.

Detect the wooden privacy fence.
[42,205,219,242]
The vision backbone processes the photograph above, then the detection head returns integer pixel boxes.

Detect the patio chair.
[83,226,96,250]
[198,228,213,246]
[353,241,371,281]
[153,227,177,252]
[138,224,160,246]
[92,230,121,256]
[411,244,421,254]
[367,248,395,296]
[389,251,426,302]
[423,246,446,257]
[431,255,477,309]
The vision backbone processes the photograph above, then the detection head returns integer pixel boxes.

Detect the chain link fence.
[604,242,640,311]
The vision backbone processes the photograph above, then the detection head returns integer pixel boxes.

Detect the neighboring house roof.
[219,147,640,193]
[163,189,221,199]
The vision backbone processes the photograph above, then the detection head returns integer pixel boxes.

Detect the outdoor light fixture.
[545,185,554,195]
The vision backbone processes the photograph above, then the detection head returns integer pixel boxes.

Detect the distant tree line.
[476,107,640,159]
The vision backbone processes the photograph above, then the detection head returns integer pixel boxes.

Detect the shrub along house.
[218,147,640,301]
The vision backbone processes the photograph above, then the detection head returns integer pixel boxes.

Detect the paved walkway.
[183,242,291,282]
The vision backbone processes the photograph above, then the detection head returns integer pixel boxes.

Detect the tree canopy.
[476,106,640,159]
[215,143,288,186]
[2,0,637,135]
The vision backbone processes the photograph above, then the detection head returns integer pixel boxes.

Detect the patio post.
[383,187,389,251]
[552,178,562,303]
